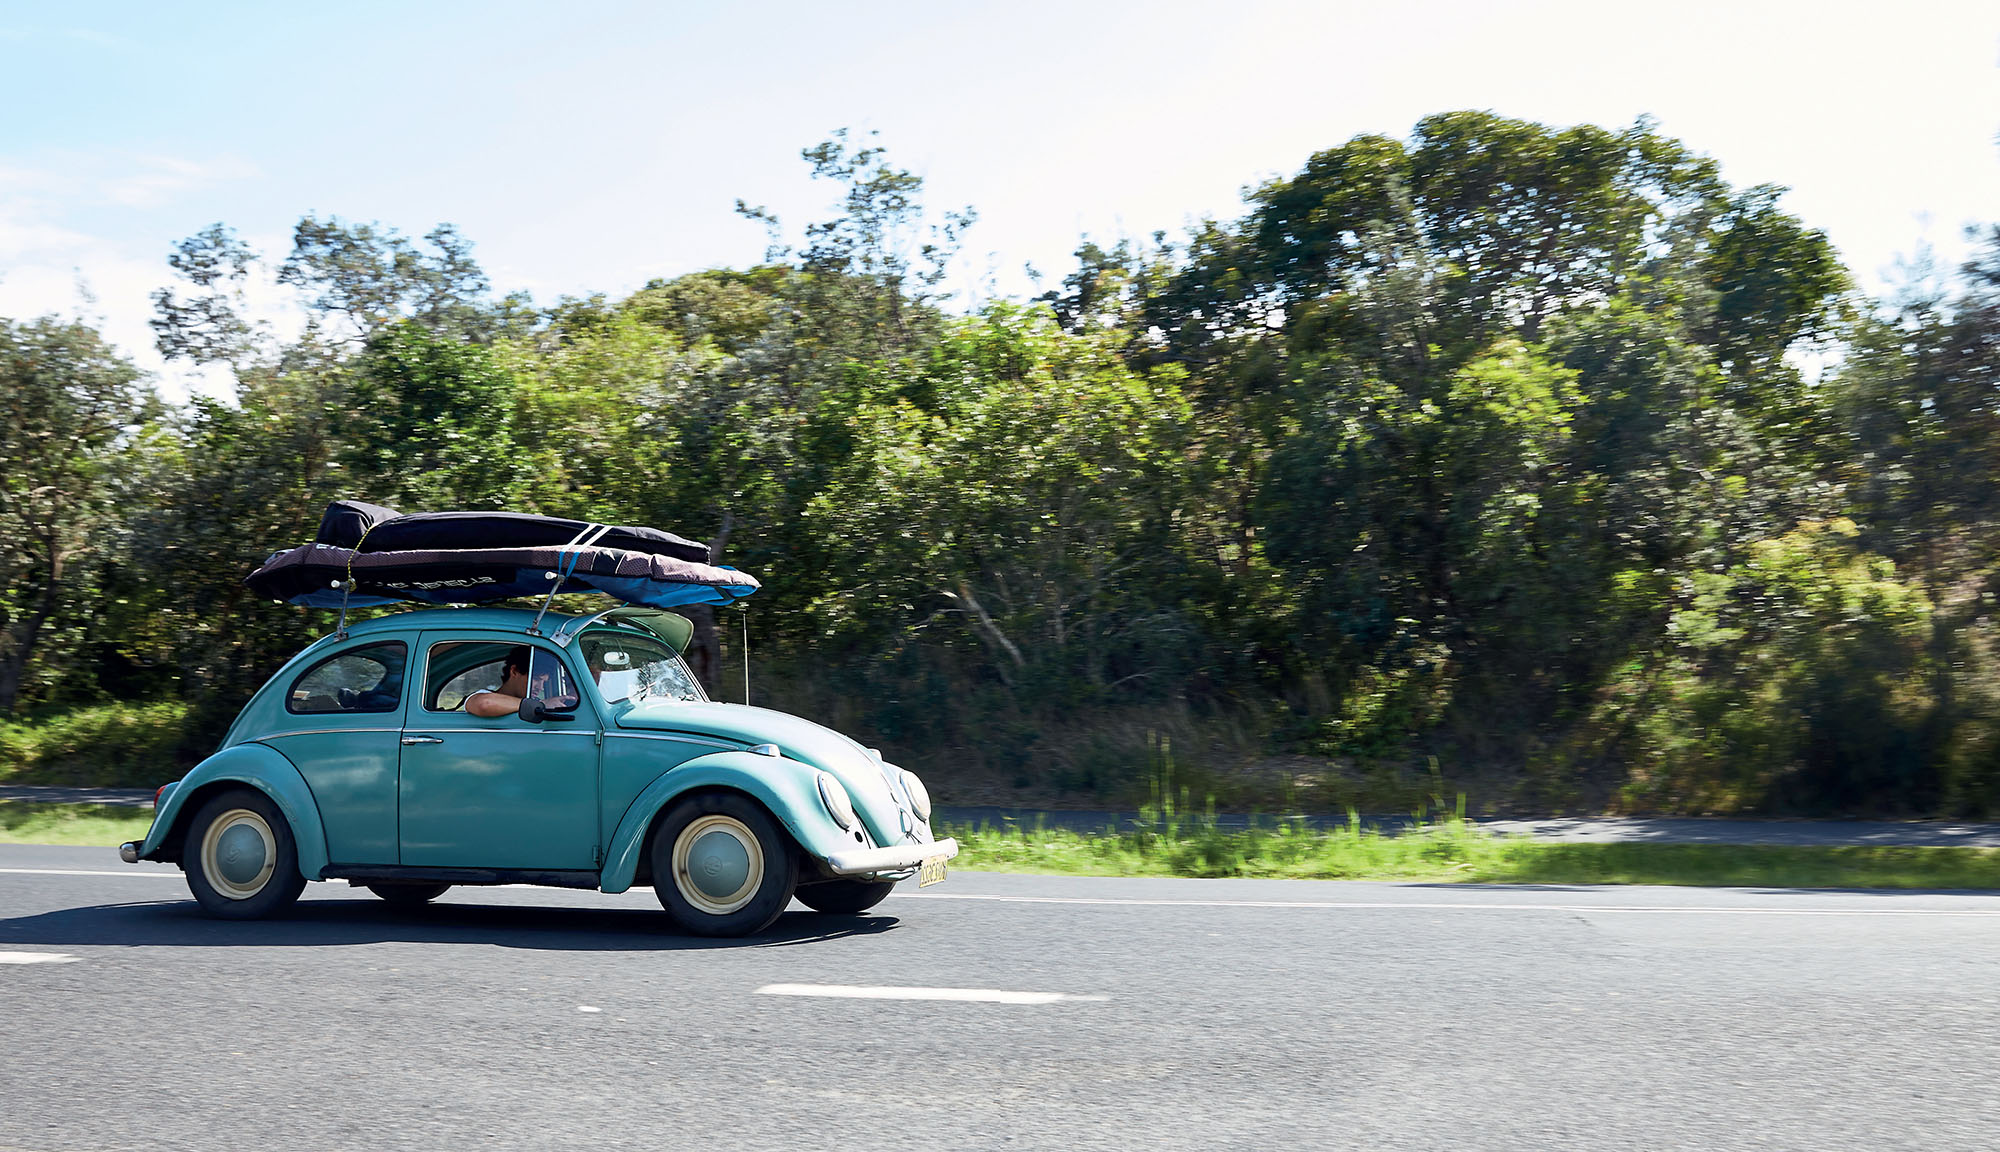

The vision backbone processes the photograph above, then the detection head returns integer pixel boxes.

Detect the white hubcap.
[200,809,276,900]
[673,815,764,916]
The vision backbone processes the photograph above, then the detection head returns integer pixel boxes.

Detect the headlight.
[900,769,932,822]
[817,772,858,831]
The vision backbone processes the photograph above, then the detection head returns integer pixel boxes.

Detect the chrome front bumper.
[826,837,958,877]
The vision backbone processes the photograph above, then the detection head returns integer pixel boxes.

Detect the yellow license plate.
[917,854,949,887]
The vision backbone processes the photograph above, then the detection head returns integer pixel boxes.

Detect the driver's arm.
[465,690,519,718]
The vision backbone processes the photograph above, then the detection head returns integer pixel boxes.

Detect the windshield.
[579,630,706,704]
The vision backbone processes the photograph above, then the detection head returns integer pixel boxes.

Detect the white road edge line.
[0,869,604,891]
[0,868,178,878]
[0,951,79,964]
[756,983,1105,1004]
[889,892,2000,916]
[0,869,622,895]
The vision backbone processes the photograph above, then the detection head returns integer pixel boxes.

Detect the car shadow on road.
[0,897,900,952]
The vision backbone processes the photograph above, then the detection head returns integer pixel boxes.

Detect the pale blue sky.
[4,0,1998,396]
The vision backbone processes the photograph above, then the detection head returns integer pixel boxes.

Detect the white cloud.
[0,150,272,401]
[102,154,258,208]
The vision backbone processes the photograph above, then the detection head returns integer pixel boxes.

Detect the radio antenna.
[741,603,751,706]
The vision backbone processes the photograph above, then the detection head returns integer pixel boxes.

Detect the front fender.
[600,750,856,894]
[137,743,331,881]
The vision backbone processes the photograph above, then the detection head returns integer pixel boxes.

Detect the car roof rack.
[525,522,614,636]
[547,606,694,654]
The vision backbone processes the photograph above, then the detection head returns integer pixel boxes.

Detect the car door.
[259,639,408,865]
[397,633,600,870]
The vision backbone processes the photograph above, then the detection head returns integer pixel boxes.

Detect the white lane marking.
[0,951,79,965]
[0,868,177,879]
[757,983,1106,1004]
[577,1006,602,1013]
[889,892,2000,917]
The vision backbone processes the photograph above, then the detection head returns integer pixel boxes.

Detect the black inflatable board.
[245,542,758,609]
[251,502,750,610]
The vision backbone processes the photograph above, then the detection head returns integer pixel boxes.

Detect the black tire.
[795,878,896,914]
[650,792,797,937]
[364,882,450,906]
[182,787,307,920]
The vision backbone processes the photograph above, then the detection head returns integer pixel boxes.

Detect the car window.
[287,642,407,714]
[429,644,505,712]
[579,631,705,703]
[527,649,578,701]
[426,641,578,712]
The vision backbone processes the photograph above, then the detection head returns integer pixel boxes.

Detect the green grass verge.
[5,800,1998,890]
[938,816,2000,890]
[0,802,156,847]
[1476,842,2000,889]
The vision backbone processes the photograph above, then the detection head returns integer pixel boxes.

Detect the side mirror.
[518,694,580,724]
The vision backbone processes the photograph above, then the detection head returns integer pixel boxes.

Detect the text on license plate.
[917,854,949,887]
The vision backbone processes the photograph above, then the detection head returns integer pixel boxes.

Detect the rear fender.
[138,743,331,880]
[600,750,857,894]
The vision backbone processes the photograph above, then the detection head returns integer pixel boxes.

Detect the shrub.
[0,700,194,787]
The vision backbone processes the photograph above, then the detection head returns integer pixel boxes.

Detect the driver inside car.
[464,645,532,717]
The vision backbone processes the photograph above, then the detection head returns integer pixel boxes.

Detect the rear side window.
[287,642,407,714]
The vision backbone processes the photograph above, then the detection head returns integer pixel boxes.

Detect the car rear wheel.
[183,788,307,920]
[364,882,450,906]
[651,792,796,937]
[795,878,896,914]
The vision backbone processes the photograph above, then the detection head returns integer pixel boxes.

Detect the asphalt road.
[5,844,2000,1151]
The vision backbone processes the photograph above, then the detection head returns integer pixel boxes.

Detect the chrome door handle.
[400,735,444,745]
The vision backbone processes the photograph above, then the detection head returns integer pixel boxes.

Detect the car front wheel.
[183,788,307,919]
[651,793,796,937]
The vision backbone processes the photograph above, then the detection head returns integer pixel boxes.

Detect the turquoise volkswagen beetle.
[119,604,956,937]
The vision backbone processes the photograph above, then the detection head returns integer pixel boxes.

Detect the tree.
[736,129,975,372]
[0,318,152,714]
[339,322,520,509]
[117,362,347,742]
[279,217,498,343]
[141,214,515,740]
[149,224,262,367]
[805,305,1204,725]
[152,216,514,371]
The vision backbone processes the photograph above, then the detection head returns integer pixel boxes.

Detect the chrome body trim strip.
[249,727,401,741]
[398,728,598,737]
[601,731,741,751]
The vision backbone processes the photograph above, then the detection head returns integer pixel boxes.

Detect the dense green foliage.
[5,114,1998,815]
[0,701,189,786]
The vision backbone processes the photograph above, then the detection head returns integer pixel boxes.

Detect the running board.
[322,865,600,890]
